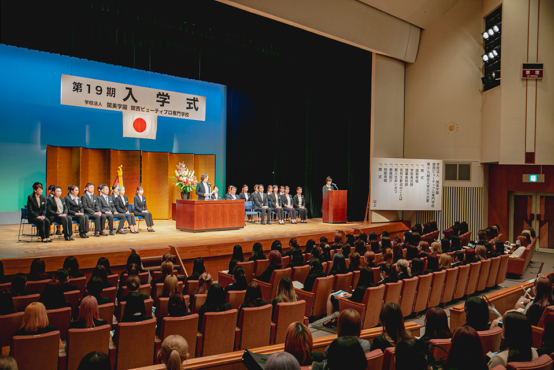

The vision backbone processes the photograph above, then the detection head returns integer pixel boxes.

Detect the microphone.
[332,183,339,190]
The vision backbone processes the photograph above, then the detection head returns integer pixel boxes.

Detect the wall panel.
[168,153,195,211]
[46,146,81,190]
[80,148,110,191]
[141,151,169,219]
[109,150,141,197]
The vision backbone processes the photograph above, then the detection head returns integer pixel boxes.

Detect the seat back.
[442,267,459,304]
[160,315,200,359]
[157,297,170,318]
[115,319,156,369]
[537,305,554,328]
[12,293,40,311]
[107,274,119,287]
[465,261,482,296]
[382,347,396,370]
[282,256,290,267]
[477,259,492,292]
[118,298,154,321]
[237,261,255,283]
[192,294,207,314]
[312,276,335,317]
[254,259,269,276]
[217,272,234,289]
[0,312,24,347]
[413,274,433,313]
[384,281,403,305]
[272,301,306,344]
[46,307,71,340]
[0,282,11,292]
[532,326,544,349]
[153,280,182,302]
[478,327,502,356]
[362,285,386,329]
[333,272,353,293]
[227,290,247,310]
[238,304,272,350]
[97,303,115,329]
[325,261,334,275]
[371,267,381,283]
[506,354,554,370]
[184,280,199,296]
[365,349,384,370]
[291,265,310,284]
[428,270,447,308]
[429,338,452,364]
[453,264,470,299]
[69,276,86,297]
[64,290,81,313]
[66,325,110,370]
[268,268,293,301]
[100,287,117,303]
[26,279,51,295]
[351,270,361,290]
[496,254,510,285]
[201,309,238,356]
[399,277,418,317]
[120,284,151,297]
[486,257,502,288]
[12,330,60,370]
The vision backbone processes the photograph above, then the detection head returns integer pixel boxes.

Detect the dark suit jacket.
[256,264,280,283]
[64,195,85,216]
[268,194,281,209]
[46,197,69,218]
[225,193,239,200]
[27,194,47,220]
[195,182,211,200]
[322,185,333,194]
[238,192,251,201]
[114,196,130,213]
[68,318,108,329]
[211,193,221,200]
[81,192,99,215]
[293,194,306,209]
[133,195,148,213]
[253,192,268,209]
[282,194,294,207]
[97,194,116,214]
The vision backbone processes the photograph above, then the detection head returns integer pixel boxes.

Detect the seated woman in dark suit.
[64,185,90,239]
[269,186,285,225]
[225,266,248,292]
[302,258,327,292]
[90,265,112,289]
[424,254,439,274]
[133,186,155,232]
[410,258,425,277]
[328,253,347,276]
[114,186,138,234]
[46,186,74,241]
[119,294,153,323]
[27,182,51,243]
[281,186,297,224]
[287,249,305,268]
[256,250,282,283]
[293,187,308,223]
[197,284,232,330]
[14,302,58,336]
[187,257,205,282]
[69,295,107,329]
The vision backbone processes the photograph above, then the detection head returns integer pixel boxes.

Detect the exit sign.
[522,63,543,79]
[523,174,545,183]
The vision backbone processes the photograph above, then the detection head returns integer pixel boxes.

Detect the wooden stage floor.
[0,218,409,276]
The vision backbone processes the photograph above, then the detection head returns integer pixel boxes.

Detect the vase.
[180,191,190,200]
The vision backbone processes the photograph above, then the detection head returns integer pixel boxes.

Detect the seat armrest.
[338,298,366,322]
[234,327,241,351]
[295,288,315,317]
[253,279,273,303]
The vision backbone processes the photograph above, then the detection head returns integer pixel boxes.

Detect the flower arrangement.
[171,162,197,193]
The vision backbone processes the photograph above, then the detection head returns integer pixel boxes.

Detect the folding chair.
[18,207,37,242]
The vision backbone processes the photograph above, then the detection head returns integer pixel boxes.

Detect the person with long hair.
[269,185,285,224]
[14,302,57,336]
[395,339,431,370]
[392,245,404,263]
[488,312,538,368]
[347,252,361,272]
[10,273,34,297]
[40,279,72,310]
[188,272,212,311]
[120,294,152,322]
[396,259,411,280]
[114,186,138,234]
[229,245,245,270]
[522,277,554,326]
[85,276,110,304]
[186,257,205,281]
[463,248,476,264]
[256,250,282,283]
[380,236,391,254]
[197,284,231,330]
[69,295,107,329]
[0,355,18,370]
[272,277,298,314]
[265,352,300,370]
[28,258,50,281]
[320,336,367,370]
[158,335,189,370]
[421,307,452,341]
[464,297,490,331]
[475,245,488,261]
[225,266,248,292]
[77,352,110,370]
[304,239,316,255]
[151,261,174,295]
[248,242,266,261]
[284,322,319,366]
[439,254,452,270]
[328,253,346,276]
[156,292,190,336]
[90,265,112,289]
[538,312,554,356]
[238,282,269,317]
[377,263,398,285]
[133,186,155,232]
[161,275,180,298]
[271,240,284,256]
[417,241,431,258]
[410,258,424,277]
[425,254,439,274]
[287,248,305,268]
[63,256,84,278]
[330,309,372,352]
[372,302,410,351]
[302,258,327,292]
[444,326,488,370]
[96,257,113,275]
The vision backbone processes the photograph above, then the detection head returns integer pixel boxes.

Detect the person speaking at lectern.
[322,176,338,195]
[195,173,212,200]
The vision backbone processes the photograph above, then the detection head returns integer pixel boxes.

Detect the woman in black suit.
[133,186,155,232]
[65,185,89,238]
[281,186,297,224]
[269,185,285,225]
[27,182,51,242]
[293,187,308,223]
[46,186,74,241]
[115,187,138,234]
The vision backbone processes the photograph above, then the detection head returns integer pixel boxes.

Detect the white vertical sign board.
[370,158,443,211]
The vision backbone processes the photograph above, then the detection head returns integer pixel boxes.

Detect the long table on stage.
[175,199,245,232]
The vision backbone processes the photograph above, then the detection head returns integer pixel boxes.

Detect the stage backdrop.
[0,44,226,224]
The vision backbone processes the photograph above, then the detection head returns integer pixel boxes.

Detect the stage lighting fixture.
[483,32,489,40]
[488,52,495,59]
[482,54,489,62]
[493,25,500,32]
[488,29,494,36]
[492,50,498,56]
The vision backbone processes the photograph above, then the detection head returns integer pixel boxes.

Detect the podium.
[175,199,244,232]
[322,190,347,223]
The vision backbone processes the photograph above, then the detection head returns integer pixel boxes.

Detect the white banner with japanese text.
[370,157,443,211]
[60,74,206,121]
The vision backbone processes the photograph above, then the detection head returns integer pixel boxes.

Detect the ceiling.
[358,0,461,29]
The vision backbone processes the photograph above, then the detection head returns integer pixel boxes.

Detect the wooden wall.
[46,146,215,219]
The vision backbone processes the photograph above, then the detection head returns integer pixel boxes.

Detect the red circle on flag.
[133,118,147,133]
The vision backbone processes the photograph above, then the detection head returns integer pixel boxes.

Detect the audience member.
[396,259,411,280]
[14,302,57,336]
[287,248,305,268]
[55,269,78,292]
[265,352,300,370]
[372,302,410,351]
[464,297,490,331]
[256,250,282,283]
[538,312,554,356]
[0,355,18,370]
[302,258,326,292]
[238,282,269,318]
[364,251,377,268]
[522,277,554,326]
[96,257,113,275]
[197,284,231,330]
[438,254,452,270]
[249,243,266,261]
[225,266,248,292]
[229,245,245,271]
[464,248,476,264]
[421,307,452,341]
[443,326,487,370]
[271,240,283,256]
[189,272,212,310]
[69,295,107,329]
[28,258,50,281]
[488,312,538,368]
[395,339,429,370]
[157,335,188,370]
[63,256,84,278]
[39,279,72,310]
[272,277,298,313]
[120,294,152,322]
[417,241,431,258]
[475,245,487,261]
[377,263,398,285]
[410,258,424,277]
[321,336,366,370]
[10,273,34,296]
[77,351,111,370]
[424,254,439,274]
[187,257,205,281]
[347,252,361,272]
[85,276,110,304]
[284,322,321,366]
[161,275,180,298]
[157,292,189,336]
[328,253,346,276]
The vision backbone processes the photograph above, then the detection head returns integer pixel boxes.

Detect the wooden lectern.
[322,190,347,223]
[175,200,244,232]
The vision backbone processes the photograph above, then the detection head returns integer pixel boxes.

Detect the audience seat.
[333,272,353,293]
[114,319,156,369]
[120,272,150,286]
[365,349,384,370]
[151,270,178,281]
[0,282,11,292]
[237,261,255,283]
[465,262,482,296]
[100,287,117,303]
[217,271,234,289]
[282,256,290,267]
[254,259,269,277]
[325,261,334,275]
[26,279,51,295]
[506,354,553,370]
[291,265,310,285]
[351,270,361,291]
[271,301,306,344]
[254,268,292,302]
[12,330,60,370]
[429,338,452,364]
[12,293,40,311]
[46,307,71,340]
[382,346,396,370]
[237,304,272,350]
[107,274,119,287]
[532,326,544,349]
[117,298,154,321]
[413,274,433,313]
[428,270,447,308]
[441,267,459,304]
[476,259,492,292]
[371,267,381,283]
[64,290,81,314]
[227,290,247,310]
[399,277,418,317]
[507,245,533,277]
[453,264,470,300]
[295,275,334,317]
[152,281,183,303]
[184,280,199,296]
[69,276,86,297]
[120,284,151,297]
[486,256,502,288]
[191,294,207,314]
[98,302,115,330]
[199,309,238,357]
[156,315,200,359]
[478,327,502,356]
[0,311,24,348]
[383,281,403,305]
[537,306,554,328]
[338,285,385,329]
[65,325,110,370]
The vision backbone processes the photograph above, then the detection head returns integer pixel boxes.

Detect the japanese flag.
[122,112,157,140]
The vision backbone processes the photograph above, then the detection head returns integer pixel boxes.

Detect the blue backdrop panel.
[0,44,226,224]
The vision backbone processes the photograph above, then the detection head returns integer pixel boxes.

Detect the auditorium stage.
[0,219,409,277]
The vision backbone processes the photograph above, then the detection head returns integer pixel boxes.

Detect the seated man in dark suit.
[253,184,271,225]
[211,186,221,200]
[97,184,126,235]
[81,183,104,237]
[225,185,239,200]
